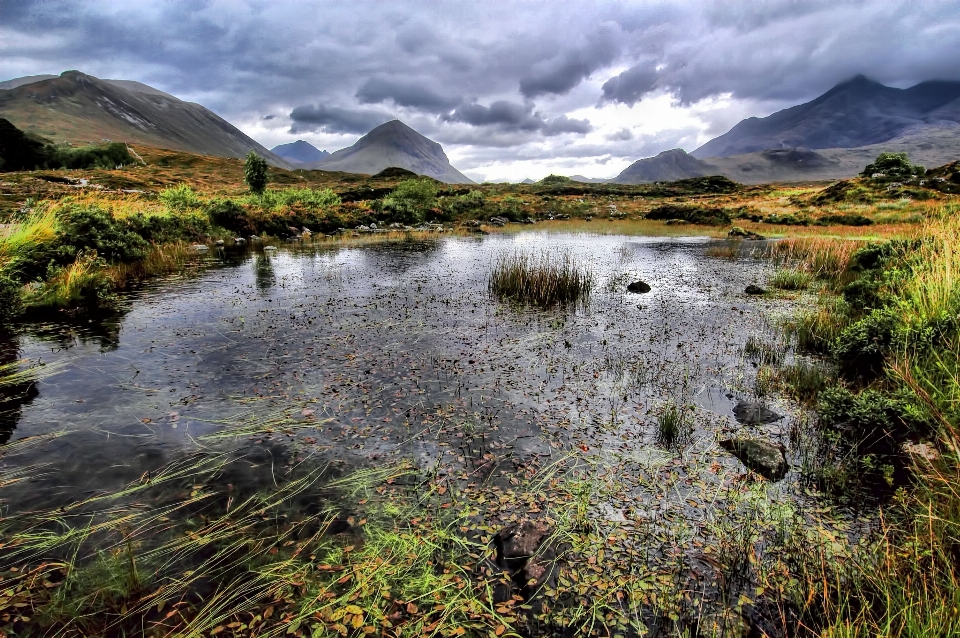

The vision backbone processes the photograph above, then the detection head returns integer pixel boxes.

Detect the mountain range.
[0,71,290,167]
[1,70,959,185]
[614,75,960,184]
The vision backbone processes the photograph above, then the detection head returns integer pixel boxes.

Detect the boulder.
[732,401,782,425]
[745,284,766,295]
[627,281,652,293]
[719,436,788,480]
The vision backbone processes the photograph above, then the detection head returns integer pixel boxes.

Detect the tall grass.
[489,250,593,307]
[769,268,813,290]
[22,251,111,309]
[0,207,57,272]
[768,236,862,286]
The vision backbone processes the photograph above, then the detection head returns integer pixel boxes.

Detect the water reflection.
[0,338,39,444]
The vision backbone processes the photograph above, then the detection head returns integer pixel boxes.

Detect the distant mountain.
[612,149,717,184]
[693,75,960,158]
[520,178,536,184]
[309,120,473,184]
[0,74,57,90]
[569,175,608,183]
[0,71,290,167]
[272,140,329,165]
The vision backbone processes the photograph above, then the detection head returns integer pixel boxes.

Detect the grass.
[0,205,57,272]
[769,268,813,290]
[489,250,593,308]
[655,400,690,448]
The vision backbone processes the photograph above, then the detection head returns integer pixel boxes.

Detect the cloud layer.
[2,0,958,180]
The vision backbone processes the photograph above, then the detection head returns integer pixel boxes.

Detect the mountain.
[693,75,960,158]
[569,175,608,183]
[0,74,57,90]
[308,120,473,184]
[272,140,329,165]
[612,149,717,184]
[0,71,290,167]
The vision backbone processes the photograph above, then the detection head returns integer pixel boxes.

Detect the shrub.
[817,213,874,226]
[380,179,437,224]
[128,211,211,243]
[832,309,900,380]
[860,152,925,178]
[54,205,148,264]
[244,151,269,194]
[817,385,926,453]
[52,142,133,170]
[443,190,486,217]
[207,199,254,235]
[158,184,201,211]
[498,196,524,221]
[644,204,730,225]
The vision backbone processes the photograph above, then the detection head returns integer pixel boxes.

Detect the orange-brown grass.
[107,241,197,289]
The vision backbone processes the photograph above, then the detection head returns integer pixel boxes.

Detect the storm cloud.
[2,0,958,179]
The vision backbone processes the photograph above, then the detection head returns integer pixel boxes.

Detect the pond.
[0,231,846,635]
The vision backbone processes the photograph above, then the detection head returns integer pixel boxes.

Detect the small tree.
[244,151,269,194]
[860,152,925,179]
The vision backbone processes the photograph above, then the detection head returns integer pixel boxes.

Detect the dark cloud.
[443,101,591,136]
[601,64,659,105]
[356,77,460,112]
[519,29,620,98]
[289,104,392,135]
[2,0,960,174]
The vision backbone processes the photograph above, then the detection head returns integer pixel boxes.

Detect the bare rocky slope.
[0,71,290,167]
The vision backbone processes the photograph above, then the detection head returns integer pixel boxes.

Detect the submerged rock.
[745,284,766,295]
[627,281,652,293]
[719,436,788,480]
[495,520,557,594]
[733,401,782,425]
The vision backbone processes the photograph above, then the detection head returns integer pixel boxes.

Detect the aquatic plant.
[655,400,690,448]
[489,250,593,308]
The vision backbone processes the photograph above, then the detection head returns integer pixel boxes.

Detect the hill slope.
[309,120,473,184]
[0,71,290,167]
[612,149,717,184]
[272,140,329,165]
[693,75,960,158]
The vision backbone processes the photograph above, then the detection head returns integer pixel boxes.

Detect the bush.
[128,211,211,243]
[244,151,269,194]
[0,274,23,327]
[860,152,925,178]
[498,196,525,221]
[644,204,730,225]
[52,142,133,170]
[207,199,254,235]
[817,214,874,226]
[54,205,149,264]
[158,184,202,211]
[380,179,437,224]
[832,309,900,380]
[817,385,926,453]
[443,190,486,217]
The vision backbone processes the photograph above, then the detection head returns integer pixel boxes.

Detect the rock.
[234,237,246,243]
[745,284,766,295]
[627,281,651,293]
[732,401,782,425]
[214,239,225,246]
[192,244,208,251]
[729,226,766,240]
[719,436,788,480]
[495,521,557,594]
[263,245,278,252]
[521,217,536,224]
[489,216,508,226]
[902,441,939,462]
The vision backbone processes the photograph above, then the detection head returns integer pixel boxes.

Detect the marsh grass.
[22,251,111,309]
[490,250,593,307]
[655,400,691,448]
[704,241,742,259]
[743,335,786,366]
[769,268,812,290]
[0,206,57,272]
[107,241,196,288]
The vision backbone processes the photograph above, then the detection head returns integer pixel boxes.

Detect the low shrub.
[207,199,255,235]
[379,180,437,224]
[644,204,730,225]
[158,183,202,211]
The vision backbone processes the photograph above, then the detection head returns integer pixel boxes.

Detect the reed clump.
[489,250,593,307]
[769,268,813,290]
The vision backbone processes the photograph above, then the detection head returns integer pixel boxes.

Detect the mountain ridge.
[0,71,291,167]
[693,75,960,158]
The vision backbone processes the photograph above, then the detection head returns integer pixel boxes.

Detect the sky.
[2,0,959,182]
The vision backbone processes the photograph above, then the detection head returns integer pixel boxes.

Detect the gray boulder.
[733,401,782,425]
[719,437,788,480]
